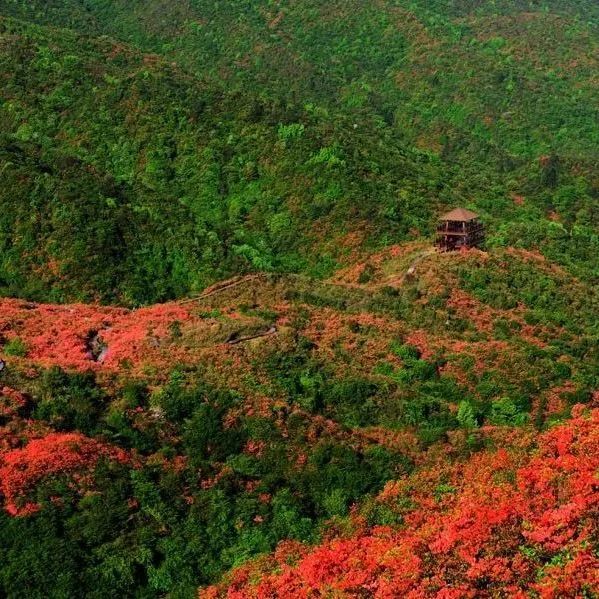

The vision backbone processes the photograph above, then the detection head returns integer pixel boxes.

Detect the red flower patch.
[0,432,131,516]
[203,407,599,598]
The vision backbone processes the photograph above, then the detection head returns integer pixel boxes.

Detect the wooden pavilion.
[435,208,484,251]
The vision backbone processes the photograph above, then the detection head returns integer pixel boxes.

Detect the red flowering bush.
[0,298,193,372]
[0,432,130,516]
[203,407,599,598]
[0,387,27,418]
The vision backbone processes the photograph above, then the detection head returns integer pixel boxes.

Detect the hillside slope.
[0,1,597,597]
[203,406,599,598]
[0,246,597,596]
[0,1,598,304]
[0,15,444,304]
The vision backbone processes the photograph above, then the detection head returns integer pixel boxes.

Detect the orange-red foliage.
[203,407,599,598]
[0,432,130,516]
[446,289,498,334]
[303,309,404,368]
[331,241,425,287]
[0,387,27,418]
[0,298,193,372]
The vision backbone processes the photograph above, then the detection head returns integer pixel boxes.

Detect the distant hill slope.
[0,16,444,304]
[2,245,597,431]
[0,1,597,305]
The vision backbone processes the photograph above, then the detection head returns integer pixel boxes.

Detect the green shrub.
[489,397,528,426]
[3,337,27,357]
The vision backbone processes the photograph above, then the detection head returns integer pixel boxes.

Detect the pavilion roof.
[439,207,479,222]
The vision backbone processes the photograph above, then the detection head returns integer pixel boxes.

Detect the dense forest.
[0,0,597,303]
[0,1,597,598]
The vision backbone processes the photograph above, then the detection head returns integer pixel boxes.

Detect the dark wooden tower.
[435,208,484,251]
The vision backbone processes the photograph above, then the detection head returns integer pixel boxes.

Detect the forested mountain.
[0,0,597,303]
[0,1,597,598]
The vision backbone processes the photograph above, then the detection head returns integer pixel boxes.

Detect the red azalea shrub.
[0,432,130,516]
[0,387,27,417]
[303,308,404,369]
[203,407,599,598]
[0,298,192,371]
